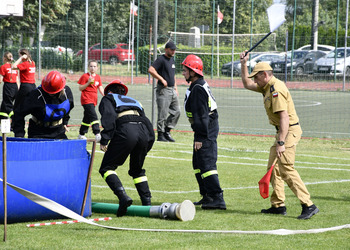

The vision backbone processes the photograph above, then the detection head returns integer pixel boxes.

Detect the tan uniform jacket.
[256,76,299,127]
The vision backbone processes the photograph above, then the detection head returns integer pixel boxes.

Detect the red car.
[75,43,135,65]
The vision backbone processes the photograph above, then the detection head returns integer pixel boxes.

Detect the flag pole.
[128,2,132,72]
[244,32,272,56]
[244,4,285,57]
[217,5,222,77]
[217,15,219,77]
[1,119,11,242]
[131,0,135,84]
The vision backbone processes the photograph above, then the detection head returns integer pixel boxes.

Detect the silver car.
[313,47,350,76]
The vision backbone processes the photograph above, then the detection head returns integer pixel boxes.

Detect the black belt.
[275,122,299,131]
[31,116,63,127]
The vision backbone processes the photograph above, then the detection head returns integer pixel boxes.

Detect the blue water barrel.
[0,138,92,223]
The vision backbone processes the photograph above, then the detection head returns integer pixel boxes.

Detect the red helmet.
[104,79,128,96]
[41,71,66,94]
[182,54,203,76]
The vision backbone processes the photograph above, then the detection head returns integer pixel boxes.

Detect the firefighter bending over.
[98,79,155,217]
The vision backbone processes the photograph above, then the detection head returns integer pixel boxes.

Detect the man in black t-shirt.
[148,41,181,142]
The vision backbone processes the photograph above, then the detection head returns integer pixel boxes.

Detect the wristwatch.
[277,141,285,146]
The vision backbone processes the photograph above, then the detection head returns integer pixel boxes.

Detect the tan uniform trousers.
[267,125,313,207]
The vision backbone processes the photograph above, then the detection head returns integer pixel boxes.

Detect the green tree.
[44,0,131,53]
[0,0,70,48]
[284,0,348,48]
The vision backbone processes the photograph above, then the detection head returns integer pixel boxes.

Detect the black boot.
[135,180,152,206]
[114,187,133,217]
[297,204,319,220]
[193,172,210,205]
[140,197,151,206]
[201,174,226,210]
[201,192,226,210]
[157,132,168,142]
[193,195,213,205]
[164,127,175,142]
[104,174,133,217]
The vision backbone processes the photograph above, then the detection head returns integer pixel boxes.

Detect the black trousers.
[13,83,36,111]
[0,82,18,119]
[192,118,223,197]
[99,122,150,179]
[79,103,100,135]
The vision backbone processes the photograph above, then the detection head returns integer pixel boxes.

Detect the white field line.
[154,147,350,161]
[159,150,350,166]
[298,154,350,161]
[145,155,350,171]
[92,179,350,194]
[95,150,350,170]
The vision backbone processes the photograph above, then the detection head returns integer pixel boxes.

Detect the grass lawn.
[1,128,349,249]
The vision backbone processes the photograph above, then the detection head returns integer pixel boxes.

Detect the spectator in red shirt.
[12,49,36,111]
[77,60,104,142]
[0,52,19,120]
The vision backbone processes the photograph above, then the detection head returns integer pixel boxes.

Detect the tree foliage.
[0,0,70,47]
[0,0,348,54]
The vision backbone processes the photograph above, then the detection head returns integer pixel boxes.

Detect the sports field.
[65,78,350,139]
[1,130,349,249]
[1,79,350,248]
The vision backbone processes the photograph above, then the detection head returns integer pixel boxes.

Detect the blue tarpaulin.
[0,138,91,223]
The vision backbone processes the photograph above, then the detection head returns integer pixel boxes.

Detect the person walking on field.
[98,80,155,217]
[12,71,74,139]
[182,54,226,210]
[148,41,180,142]
[240,50,319,220]
[0,52,19,120]
[77,60,104,142]
[12,49,36,111]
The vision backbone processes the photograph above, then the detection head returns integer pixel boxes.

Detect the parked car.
[296,44,335,52]
[271,50,309,73]
[313,47,350,76]
[294,50,328,75]
[75,43,135,64]
[41,46,73,55]
[221,53,282,76]
[221,60,241,76]
[242,53,283,69]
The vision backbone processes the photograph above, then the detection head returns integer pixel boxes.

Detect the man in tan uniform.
[239,50,319,220]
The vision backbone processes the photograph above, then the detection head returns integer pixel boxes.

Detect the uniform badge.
[272,92,278,98]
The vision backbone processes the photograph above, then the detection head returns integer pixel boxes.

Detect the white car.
[313,47,350,76]
[41,45,74,56]
[236,53,283,70]
[297,44,335,52]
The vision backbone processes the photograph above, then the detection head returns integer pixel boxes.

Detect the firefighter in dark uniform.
[182,54,226,210]
[13,71,74,139]
[240,51,319,220]
[98,79,155,217]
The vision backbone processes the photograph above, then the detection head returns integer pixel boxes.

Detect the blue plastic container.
[0,138,92,223]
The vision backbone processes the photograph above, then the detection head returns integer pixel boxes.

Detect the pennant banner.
[130,2,138,16]
[217,5,223,25]
[267,4,286,32]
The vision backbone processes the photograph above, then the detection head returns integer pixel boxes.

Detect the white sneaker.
[95,133,101,143]
[78,134,87,140]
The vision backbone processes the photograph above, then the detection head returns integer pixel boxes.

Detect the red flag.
[258,158,277,199]
[130,2,138,16]
[217,5,223,24]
